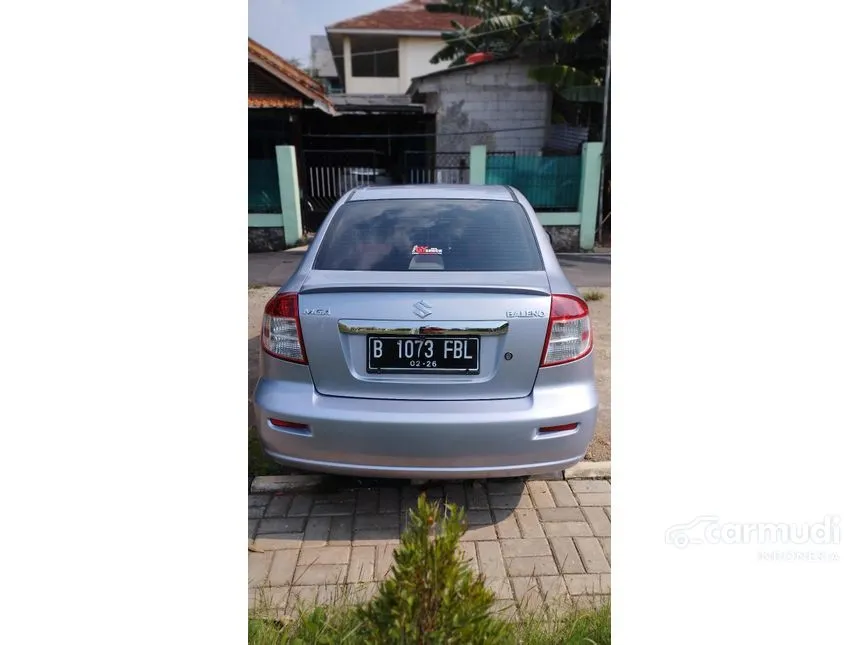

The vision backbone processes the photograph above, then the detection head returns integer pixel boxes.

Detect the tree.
[426,0,609,100]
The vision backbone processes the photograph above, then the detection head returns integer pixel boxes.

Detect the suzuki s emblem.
[413,300,432,319]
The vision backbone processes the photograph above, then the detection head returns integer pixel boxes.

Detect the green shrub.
[356,494,511,644]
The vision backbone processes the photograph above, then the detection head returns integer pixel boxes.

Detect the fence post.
[469,145,487,185]
[577,142,604,251]
[275,145,303,245]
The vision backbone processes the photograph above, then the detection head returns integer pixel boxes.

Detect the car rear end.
[253,185,597,478]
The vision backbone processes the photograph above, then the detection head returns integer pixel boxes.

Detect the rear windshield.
[313,199,544,272]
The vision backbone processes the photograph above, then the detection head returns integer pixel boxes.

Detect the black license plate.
[366,336,480,373]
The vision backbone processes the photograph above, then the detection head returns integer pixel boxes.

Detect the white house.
[319,0,479,96]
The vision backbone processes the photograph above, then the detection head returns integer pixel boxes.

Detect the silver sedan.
[253,184,597,479]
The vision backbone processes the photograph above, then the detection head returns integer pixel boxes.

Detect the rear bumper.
[253,378,597,479]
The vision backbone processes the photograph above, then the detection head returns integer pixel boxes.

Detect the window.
[350,36,399,78]
[314,199,544,272]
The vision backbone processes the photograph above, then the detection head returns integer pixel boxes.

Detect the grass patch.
[248,602,610,645]
[249,426,292,477]
[582,289,605,301]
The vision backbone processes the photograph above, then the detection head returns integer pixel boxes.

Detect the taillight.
[540,294,592,366]
[262,292,307,364]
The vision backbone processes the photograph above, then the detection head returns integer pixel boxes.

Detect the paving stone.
[375,543,397,580]
[463,511,497,540]
[490,599,519,620]
[287,494,313,517]
[492,511,522,538]
[515,509,545,538]
[286,586,319,614]
[490,493,533,509]
[575,493,611,507]
[257,517,306,535]
[302,517,331,547]
[547,481,578,507]
[298,546,351,566]
[252,533,304,551]
[574,537,611,573]
[526,480,556,508]
[314,489,357,504]
[343,582,378,605]
[510,576,546,612]
[400,487,421,514]
[543,521,594,538]
[352,528,400,545]
[599,537,611,564]
[501,538,551,558]
[254,585,290,614]
[477,541,506,578]
[356,489,379,514]
[378,488,400,513]
[488,480,527,495]
[571,593,610,611]
[569,480,611,494]
[458,541,480,574]
[355,513,400,530]
[605,506,611,520]
[538,507,585,523]
[348,546,376,583]
[249,519,259,539]
[549,537,586,574]
[506,556,558,576]
[265,494,292,518]
[249,494,272,508]
[310,502,356,516]
[329,516,353,545]
[485,577,514,600]
[293,563,348,586]
[539,575,570,606]
[582,507,611,537]
[248,506,265,519]
[248,551,274,587]
[444,483,467,506]
[268,549,299,586]
[564,573,611,595]
[466,482,490,510]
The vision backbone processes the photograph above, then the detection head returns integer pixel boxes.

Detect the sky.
[249,0,396,65]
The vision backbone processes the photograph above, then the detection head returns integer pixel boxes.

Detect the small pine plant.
[357,494,511,644]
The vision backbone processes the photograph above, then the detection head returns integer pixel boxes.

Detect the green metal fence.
[485,152,582,210]
[249,158,281,213]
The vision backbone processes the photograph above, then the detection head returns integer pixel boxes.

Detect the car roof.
[348,184,516,202]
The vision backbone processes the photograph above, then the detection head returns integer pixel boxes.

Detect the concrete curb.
[250,474,325,492]
[564,461,611,479]
[251,461,611,492]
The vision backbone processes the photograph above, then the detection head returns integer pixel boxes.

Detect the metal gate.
[301,148,385,231]
[403,151,470,185]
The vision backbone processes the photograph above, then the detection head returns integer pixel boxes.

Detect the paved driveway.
[249,250,610,289]
[249,478,610,619]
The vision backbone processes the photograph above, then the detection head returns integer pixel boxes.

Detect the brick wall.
[415,59,552,155]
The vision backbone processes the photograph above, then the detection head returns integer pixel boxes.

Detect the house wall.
[415,59,552,155]
[342,35,448,95]
[399,37,448,92]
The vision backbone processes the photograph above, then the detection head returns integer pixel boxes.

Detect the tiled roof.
[327,0,481,32]
[248,95,303,109]
[248,38,335,114]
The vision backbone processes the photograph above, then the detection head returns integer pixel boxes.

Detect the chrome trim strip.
[337,321,509,336]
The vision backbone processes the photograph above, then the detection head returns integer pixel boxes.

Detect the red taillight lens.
[540,294,592,366]
[269,418,308,430]
[539,422,580,433]
[262,292,307,363]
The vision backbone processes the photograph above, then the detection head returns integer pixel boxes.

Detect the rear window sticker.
[412,245,443,255]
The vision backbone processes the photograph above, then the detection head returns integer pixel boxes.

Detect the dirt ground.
[248,286,610,462]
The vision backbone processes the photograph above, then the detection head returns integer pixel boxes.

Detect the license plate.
[366,336,480,373]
